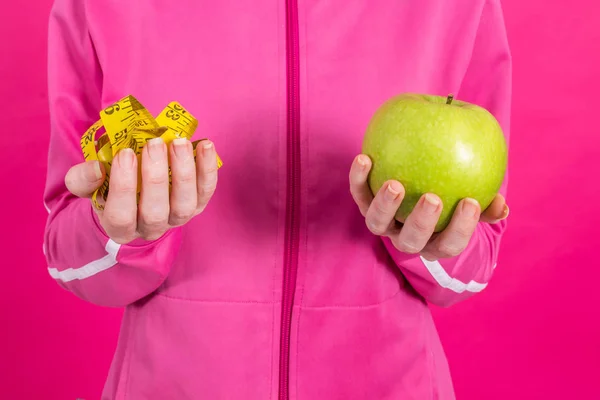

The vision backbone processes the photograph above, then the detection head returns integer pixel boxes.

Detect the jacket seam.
[155,292,278,304]
[119,307,138,400]
[82,0,103,111]
[425,307,436,400]
[298,289,402,310]
[153,292,406,309]
[295,3,309,398]
[270,1,284,397]
[455,1,487,95]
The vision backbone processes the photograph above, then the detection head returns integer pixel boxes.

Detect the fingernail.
[501,205,510,219]
[490,205,509,224]
[172,138,190,159]
[202,140,213,155]
[148,138,165,161]
[462,198,480,218]
[93,161,102,180]
[385,183,400,202]
[423,193,440,214]
[118,148,135,168]
[357,155,367,168]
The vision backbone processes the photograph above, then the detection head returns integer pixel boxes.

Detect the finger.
[364,180,405,236]
[480,193,509,223]
[196,140,219,213]
[137,138,170,240]
[392,193,441,254]
[422,198,480,260]
[102,149,138,243]
[168,138,197,226]
[64,160,105,198]
[349,154,374,217]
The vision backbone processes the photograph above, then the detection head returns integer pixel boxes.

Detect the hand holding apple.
[349,155,509,261]
[351,92,509,260]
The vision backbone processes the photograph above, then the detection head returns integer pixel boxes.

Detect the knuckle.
[145,172,168,186]
[175,170,196,184]
[203,165,219,175]
[173,161,196,182]
[198,183,217,199]
[453,226,474,242]
[139,212,168,228]
[113,177,137,194]
[366,219,387,236]
[104,209,135,231]
[170,208,195,224]
[410,217,432,234]
[111,169,137,192]
[138,216,168,240]
[396,241,421,254]
[140,231,166,242]
[437,242,464,258]
[109,235,135,245]
[372,200,391,216]
[420,251,438,261]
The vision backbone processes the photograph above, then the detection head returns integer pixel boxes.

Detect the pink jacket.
[43,0,511,398]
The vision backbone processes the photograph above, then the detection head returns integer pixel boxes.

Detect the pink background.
[1,0,599,399]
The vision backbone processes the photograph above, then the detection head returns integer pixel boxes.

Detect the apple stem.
[446,94,454,105]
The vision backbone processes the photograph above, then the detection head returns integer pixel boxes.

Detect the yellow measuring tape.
[80,95,222,210]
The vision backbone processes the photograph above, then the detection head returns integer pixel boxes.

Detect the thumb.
[65,160,105,198]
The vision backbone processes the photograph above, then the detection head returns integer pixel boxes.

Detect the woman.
[43,0,511,398]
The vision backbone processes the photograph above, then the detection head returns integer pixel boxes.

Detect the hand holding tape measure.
[65,95,222,243]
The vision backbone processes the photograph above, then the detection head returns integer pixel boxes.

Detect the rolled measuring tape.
[80,95,223,210]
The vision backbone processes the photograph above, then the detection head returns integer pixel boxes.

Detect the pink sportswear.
[43,0,512,398]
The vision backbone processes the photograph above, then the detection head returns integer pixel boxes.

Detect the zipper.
[279,0,301,399]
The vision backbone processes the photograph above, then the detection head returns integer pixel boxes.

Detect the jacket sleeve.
[384,0,512,308]
[43,0,181,308]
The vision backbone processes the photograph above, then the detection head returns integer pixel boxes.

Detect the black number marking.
[132,119,150,128]
[82,133,93,146]
[104,103,121,115]
[112,128,130,148]
[165,109,181,121]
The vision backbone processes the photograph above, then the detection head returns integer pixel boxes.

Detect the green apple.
[362,93,507,232]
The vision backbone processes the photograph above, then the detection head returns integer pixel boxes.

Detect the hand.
[65,138,219,244]
[349,154,509,261]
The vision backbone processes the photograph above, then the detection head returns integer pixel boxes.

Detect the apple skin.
[361,93,508,233]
